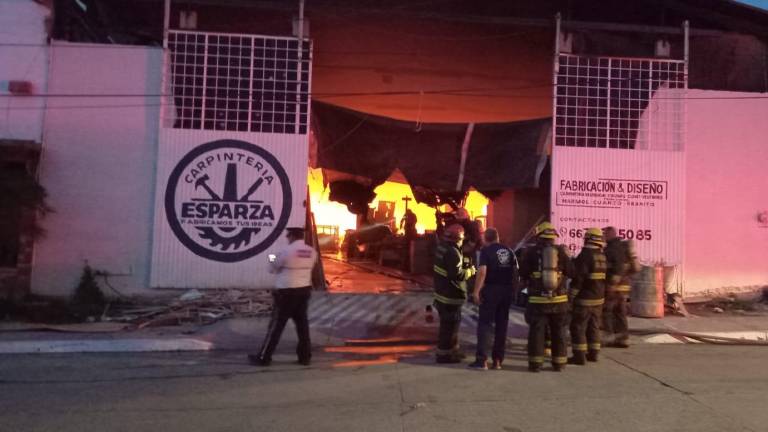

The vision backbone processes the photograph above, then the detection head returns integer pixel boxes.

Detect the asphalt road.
[0,343,765,432]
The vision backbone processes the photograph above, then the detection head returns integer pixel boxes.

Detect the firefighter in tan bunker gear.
[568,228,607,365]
[603,226,640,348]
[519,222,574,372]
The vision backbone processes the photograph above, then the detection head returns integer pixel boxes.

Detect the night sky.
[734,0,768,10]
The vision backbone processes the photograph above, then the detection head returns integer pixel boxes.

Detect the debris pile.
[689,292,768,316]
[103,289,273,329]
[664,293,690,317]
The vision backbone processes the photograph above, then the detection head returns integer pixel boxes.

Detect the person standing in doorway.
[249,227,317,366]
[468,228,519,371]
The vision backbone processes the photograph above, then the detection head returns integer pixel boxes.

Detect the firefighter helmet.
[535,221,559,239]
[585,227,605,246]
[444,223,465,243]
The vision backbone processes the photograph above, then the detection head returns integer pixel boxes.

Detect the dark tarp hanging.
[311,101,550,193]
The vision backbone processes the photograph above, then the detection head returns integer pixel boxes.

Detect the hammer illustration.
[194,174,221,200]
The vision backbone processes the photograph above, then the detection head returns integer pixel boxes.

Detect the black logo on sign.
[165,139,292,262]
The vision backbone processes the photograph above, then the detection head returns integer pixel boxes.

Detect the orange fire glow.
[307,168,488,242]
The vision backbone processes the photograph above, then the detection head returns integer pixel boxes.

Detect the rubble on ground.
[102,289,274,329]
[686,291,768,317]
[664,293,690,317]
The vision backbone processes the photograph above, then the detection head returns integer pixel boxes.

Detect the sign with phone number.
[560,227,653,254]
[550,147,684,264]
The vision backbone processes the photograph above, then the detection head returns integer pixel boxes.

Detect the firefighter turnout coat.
[433,240,476,305]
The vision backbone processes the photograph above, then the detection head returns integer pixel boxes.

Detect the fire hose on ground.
[630,328,768,346]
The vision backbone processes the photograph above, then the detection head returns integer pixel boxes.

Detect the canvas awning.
[311,101,550,195]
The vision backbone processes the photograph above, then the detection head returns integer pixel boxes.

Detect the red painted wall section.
[488,189,549,249]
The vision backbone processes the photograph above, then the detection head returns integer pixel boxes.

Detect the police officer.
[433,223,476,363]
[603,226,639,348]
[468,228,518,370]
[249,227,317,366]
[568,228,607,365]
[519,222,574,372]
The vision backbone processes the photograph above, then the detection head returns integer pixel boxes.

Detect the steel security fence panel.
[163,30,311,135]
[554,54,685,151]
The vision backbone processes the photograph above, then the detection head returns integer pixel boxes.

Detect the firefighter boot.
[568,351,586,365]
[587,350,599,362]
[436,354,462,364]
[528,362,542,373]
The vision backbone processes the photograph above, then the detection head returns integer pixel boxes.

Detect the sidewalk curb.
[0,338,213,354]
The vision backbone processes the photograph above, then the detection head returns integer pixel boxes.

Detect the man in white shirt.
[249,227,317,366]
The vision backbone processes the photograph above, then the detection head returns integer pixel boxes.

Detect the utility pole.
[163,0,171,49]
[295,0,306,133]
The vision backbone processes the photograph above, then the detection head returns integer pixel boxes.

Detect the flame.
[307,168,488,242]
[307,169,358,241]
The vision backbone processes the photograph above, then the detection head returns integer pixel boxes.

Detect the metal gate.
[550,21,688,294]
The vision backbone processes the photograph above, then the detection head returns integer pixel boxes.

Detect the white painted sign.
[551,147,684,265]
[150,129,309,288]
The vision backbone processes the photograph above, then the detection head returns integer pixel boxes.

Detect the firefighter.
[433,223,476,363]
[568,228,607,365]
[519,221,574,372]
[603,226,640,348]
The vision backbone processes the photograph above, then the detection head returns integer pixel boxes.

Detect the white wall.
[31,42,162,297]
[684,89,768,296]
[0,0,50,142]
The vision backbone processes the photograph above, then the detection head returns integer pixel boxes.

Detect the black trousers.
[476,284,512,363]
[527,307,567,367]
[435,301,462,355]
[570,305,602,354]
[257,287,312,362]
[603,291,629,343]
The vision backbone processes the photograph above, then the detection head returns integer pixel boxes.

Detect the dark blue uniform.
[475,243,518,364]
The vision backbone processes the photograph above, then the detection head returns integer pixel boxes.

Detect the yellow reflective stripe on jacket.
[433,265,448,277]
[531,271,542,278]
[433,293,465,305]
[589,343,601,350]
[552,356,568,365]
[573,343,588,352]
[608,285,631,292]
[589,272,606,280]
[528,356,545,363]
[575,298,605,307]
[528,295,569,304]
